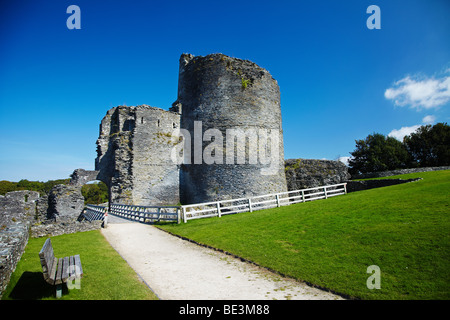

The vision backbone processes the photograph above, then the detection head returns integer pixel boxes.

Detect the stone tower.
[175,53,287,204]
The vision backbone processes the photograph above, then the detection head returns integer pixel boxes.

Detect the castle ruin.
[95,53,288,205]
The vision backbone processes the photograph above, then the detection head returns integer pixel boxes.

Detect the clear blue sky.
[1,0,449,181]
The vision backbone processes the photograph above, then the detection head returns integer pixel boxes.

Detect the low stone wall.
[31,220,103,238]
[285,159,350,191]
[0,190,40,227]
[351,166,450,179]
[346,178,422,193]
[0,223,29,298]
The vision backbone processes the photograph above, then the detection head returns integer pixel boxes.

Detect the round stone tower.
[176,53,287,204]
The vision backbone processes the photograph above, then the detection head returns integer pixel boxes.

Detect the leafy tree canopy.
[81,181,109,205]
[403,122,450,167]
[0,178,71,196]
[348,123,449,175]
[348,133,410,175]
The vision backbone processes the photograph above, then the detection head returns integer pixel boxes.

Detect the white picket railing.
[84,204,108,221]
[110,204,181,224]
[181,183,347,223]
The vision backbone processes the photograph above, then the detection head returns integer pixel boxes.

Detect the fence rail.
[83,204,108,221]
[109,204,181,224]
[181,183,347,223]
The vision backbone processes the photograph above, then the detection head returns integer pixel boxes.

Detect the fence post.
[301,190,305,202]
[324,187,328,199]
[344,183,347,194]
[248,198,253,212]
[102,207,108,228]
[216,202,221,218]
[157,207,161,222]
[182,207,187,223]
[276,194,280,207]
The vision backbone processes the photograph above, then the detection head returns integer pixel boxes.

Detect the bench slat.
[39,257,49,273]
[69,256,75,279]
[38,238,51,258]
[48,257,58,285]
[61,256,70,282]
[42,265,51,282]
[39,238,55,276]
[42,239,53,261]
[74,255,83,277]
[55,258,64,285]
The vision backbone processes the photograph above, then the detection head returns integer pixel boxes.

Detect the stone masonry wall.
[69,168,100,187]
[0,223,28,298]
[285,159,350,191]
[47,184,85,221]
[96,106,135,204]
[132,106,181,205]
[0,191,39,298]
[96,105,181,205]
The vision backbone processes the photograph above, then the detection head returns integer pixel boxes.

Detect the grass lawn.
[158,170,450,300]
[2,230,158,300]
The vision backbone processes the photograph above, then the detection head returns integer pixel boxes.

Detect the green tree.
[348,133,410,175]
[0,180,19,195]
[81,182,109,204]
[403,122,450,167]
[17,179,42,192]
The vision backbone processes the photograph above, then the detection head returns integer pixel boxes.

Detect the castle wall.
[95,106,123,188]
[132,106,180,205]
[98,106,134,204]
[95,105,181,205]
[69,168,100,186]
[176,53,287,204]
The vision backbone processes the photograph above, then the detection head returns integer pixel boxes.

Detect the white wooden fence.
[101,183,347,224]
[181,183,347,223]
[84,205,108,221]
[109,204,181,224]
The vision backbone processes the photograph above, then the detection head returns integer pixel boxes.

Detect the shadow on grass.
[6,272,67,300]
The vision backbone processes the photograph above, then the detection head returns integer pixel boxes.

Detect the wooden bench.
[38,238,83,298]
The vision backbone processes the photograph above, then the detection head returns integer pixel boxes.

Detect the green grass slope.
[159,170,450,300]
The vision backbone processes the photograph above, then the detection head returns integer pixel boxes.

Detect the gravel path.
[101,221,343,300]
